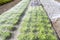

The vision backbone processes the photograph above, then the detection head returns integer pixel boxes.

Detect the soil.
[55,0,60,2]
[0,0,21,14]
[52,18,60,38]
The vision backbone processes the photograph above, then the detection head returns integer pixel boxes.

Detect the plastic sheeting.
[40,0,60,39]
[40,0,60,22]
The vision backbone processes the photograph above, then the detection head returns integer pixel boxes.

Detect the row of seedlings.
[18,6,58,40]
[0,0,30,40]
